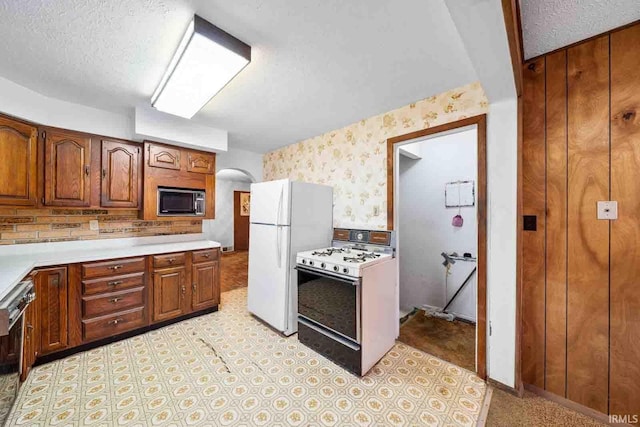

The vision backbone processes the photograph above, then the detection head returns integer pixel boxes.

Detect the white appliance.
[296,229,398,376]
[247,179,333,336]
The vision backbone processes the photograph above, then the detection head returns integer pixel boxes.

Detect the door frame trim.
[387,114,487,379]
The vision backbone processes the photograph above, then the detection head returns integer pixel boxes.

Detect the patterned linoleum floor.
[7,288,486,426]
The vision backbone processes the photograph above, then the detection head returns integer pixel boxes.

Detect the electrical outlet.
[89,220,99,231]
[373,206,380,217]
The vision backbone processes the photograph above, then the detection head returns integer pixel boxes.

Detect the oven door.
[297,265,361,343]
[0,315,23,425]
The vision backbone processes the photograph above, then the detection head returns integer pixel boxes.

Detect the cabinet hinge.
[41,197,45,205]
[41,131,46,140]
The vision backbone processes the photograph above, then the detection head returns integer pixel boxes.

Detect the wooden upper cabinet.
[44,129,92,206]
[36,267,68,355]
[147,143,181,170]
[187,151,215,174]
[100,140,141,208]
[0,116,38,206]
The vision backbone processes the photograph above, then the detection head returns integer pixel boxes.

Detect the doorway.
[234,191,250,250]
[207,168,254,293]
[387,115,487,379]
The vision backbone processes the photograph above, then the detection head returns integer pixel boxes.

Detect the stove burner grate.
[311,247,348,257]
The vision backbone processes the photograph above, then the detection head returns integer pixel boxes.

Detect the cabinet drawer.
[82,287,145,318]
[82,272,145,296]
[192,249,219,263]
[82,307,145,342]
[82,257,145,279]
[153,252,186,268]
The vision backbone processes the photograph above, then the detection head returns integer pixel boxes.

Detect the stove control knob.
[321,263,326,268]
[343,267,349,274]
[309,260,314,266]
[302,259,307,265]
[333,266,339,272]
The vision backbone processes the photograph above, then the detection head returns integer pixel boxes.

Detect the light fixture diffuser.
[151,15,251,119]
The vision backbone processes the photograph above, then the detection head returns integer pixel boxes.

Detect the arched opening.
[203,168,255,295]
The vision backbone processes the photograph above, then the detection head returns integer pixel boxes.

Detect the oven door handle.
[298,316,361,351]
[295,265,361,285]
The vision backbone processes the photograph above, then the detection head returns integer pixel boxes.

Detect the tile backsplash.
[0,208,202,245]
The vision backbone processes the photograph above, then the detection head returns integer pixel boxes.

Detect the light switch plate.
[89,220,99,231]
[597,201,617,220]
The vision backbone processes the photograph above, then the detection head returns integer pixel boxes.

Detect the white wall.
[216,147,263,182]
[202,178,252,248]
[445,0,519,388]
[398,128,477,322]
[134,106,227,152]
[486,99,518,387]
[0,75,230,153]
[0,75,134,140]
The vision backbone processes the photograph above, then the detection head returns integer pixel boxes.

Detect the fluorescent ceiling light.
[152,15,251,119]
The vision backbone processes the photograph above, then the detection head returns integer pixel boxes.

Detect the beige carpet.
[486,388,608,427]
[8,288,486,426]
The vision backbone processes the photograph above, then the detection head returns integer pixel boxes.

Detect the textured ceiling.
[520,0,640,59]
[0,0,477,153]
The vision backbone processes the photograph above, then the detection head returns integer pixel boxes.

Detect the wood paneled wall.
[522,23,640,419]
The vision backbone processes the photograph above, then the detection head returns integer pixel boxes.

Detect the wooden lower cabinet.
[21,298,39,381]
[153,266,188,322]
[21,249,220,382]
[192,261,219,311]
[36,267,68,355]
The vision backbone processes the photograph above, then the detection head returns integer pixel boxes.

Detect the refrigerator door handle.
[276,184,284,227]
[277,224,282,268]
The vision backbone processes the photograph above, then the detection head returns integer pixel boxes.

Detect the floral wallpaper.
[263,82,489,230]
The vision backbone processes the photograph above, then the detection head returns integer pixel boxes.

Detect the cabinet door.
[187,151,215,174]
[153,266,186,322]
[36,267,68,355]
[147,143,181,170]
[44,130,92,206]
[101,140,141,208]
[21,297,39,381]
[0,116,38,206]
[191,261,219,311]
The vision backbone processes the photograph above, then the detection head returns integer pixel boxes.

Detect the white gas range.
[295,229,398,376]
[295,246,392,278]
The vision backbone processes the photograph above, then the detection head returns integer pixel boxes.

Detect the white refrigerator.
[247,179,333,336]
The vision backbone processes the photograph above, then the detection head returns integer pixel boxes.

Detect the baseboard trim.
[476,385,493,427]
[35,305,219,366]
[487,378,520,396]
[524,383,627,426]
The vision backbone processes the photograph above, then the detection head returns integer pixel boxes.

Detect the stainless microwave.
[157,187,205,216]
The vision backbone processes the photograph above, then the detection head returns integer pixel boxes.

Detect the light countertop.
[0,234,220,301]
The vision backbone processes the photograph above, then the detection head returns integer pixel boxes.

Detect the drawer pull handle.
[203,253,210,258]
[108,280,123,286]
[168,258,175,263]
[108,297,121,304]
[109,318,124,325]
[181,285,186,295]
[109,265,124,271]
